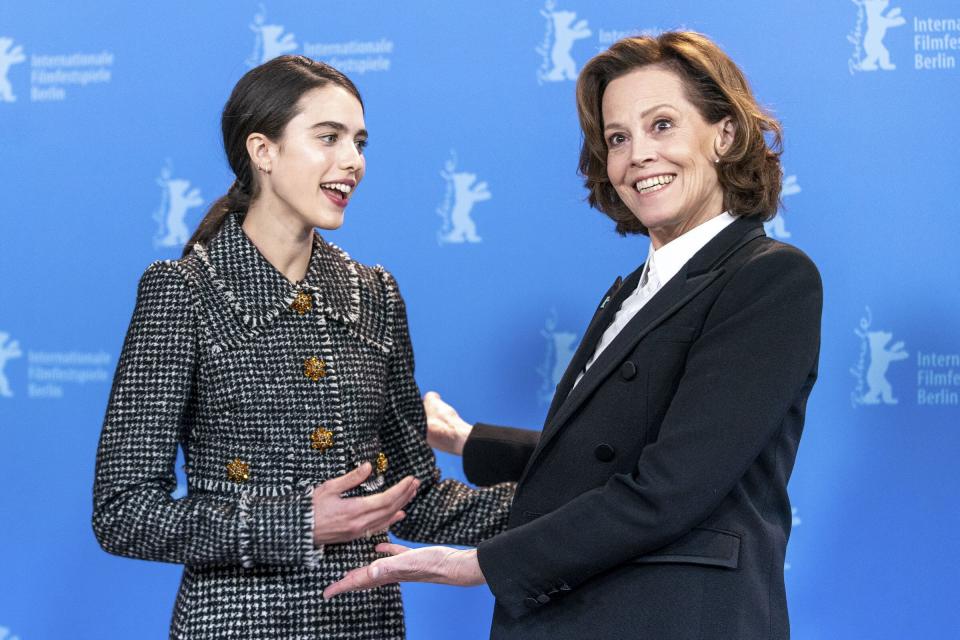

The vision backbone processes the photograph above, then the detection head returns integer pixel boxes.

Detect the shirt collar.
[646,211,738,287]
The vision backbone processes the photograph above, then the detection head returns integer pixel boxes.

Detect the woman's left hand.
[323,543,485,599]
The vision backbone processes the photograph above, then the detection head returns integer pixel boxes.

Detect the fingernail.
[370,566,381,579]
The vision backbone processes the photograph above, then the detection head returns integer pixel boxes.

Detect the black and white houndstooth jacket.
[93,213,514,639]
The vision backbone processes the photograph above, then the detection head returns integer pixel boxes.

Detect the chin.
[307,211,345,231]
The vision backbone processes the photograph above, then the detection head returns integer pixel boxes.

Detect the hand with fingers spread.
[323,543,485,599]
[310,463,420,546]
[423,391,473,456]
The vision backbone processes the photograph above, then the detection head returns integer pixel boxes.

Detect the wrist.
[454,421,473,456]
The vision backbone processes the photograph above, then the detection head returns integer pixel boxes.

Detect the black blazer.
[464,218,822,640]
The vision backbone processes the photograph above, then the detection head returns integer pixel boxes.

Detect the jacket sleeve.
[476,246,823,618]
[378,271,515,546]
[92,262,318,569]
[463,423,540,486]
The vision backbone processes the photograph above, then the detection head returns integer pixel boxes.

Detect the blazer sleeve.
[463,423,540,486]
[92,262,318,569]
[477,245,823,618]
[378,271,516,546]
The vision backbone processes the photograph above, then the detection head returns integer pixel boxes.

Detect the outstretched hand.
[423,391,473,456]
[323,543,485,599]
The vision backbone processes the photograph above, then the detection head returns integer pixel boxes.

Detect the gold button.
[226,458,250,483]
[310,426,334,451]
[375,452,388,475]
[304,356,326,381]
[291,291,312,315]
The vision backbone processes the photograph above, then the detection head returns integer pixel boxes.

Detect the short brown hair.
[576,31,783,235]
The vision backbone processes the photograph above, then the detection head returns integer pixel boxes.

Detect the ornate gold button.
[291,291,312,315]
[226,458,250,483]
[311,426,334,451]
[304,356,326,381]
[375,452,388,475]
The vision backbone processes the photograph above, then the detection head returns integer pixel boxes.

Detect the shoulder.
[135,259,192,300]
[732,236,822,291]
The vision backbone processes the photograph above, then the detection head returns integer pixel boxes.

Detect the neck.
[242,199,314,284]
[649,200,726,251]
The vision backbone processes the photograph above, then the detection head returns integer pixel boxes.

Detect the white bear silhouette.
[542,9,591,81]
[765,175,801,239]
[440,170,491,244]
[0,332,23,398]
[858,0,905,71]
[0,37,26,103]
[863,330,908,404]
[538,313,579,403]
[156,176,203,248]
[248,7,298,65]
[549,331,577,387]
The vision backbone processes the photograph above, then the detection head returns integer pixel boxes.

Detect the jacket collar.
[193,212,360,328]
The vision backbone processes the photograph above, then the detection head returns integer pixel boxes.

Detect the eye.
[653,118,673,132]
[355,138,368,153]
[607,133,627,148]
[318,133,338,144]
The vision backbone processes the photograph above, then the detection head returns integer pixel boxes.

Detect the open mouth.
[320,181,354,207]
[635,174,675,195]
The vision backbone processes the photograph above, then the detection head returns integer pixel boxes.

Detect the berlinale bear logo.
[436,151,491,245]
[0,37,26,103]
[537,1,592,83]
[848,0,906,73]
[851,307,909,406]
[153,161,204,249]
[247,4,298,67]
[0,331,22,398]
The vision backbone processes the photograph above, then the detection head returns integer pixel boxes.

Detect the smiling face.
[602,65,731,248]
[257,85,367,231]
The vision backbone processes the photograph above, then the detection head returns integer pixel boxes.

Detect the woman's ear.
[716,116,737,159]
[246,133,274,174]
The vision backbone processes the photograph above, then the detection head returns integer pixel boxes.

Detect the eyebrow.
[310,121,368,137]
[603,103,678,131]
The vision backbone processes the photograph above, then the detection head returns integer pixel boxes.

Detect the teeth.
[635,175,675,192]
[321,182,352,194]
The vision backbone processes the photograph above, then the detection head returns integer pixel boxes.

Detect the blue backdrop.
[1,1,958,638]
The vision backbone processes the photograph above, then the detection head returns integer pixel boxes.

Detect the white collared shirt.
[574,212,737,387]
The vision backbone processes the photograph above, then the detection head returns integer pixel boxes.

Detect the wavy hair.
[576,31,783,235]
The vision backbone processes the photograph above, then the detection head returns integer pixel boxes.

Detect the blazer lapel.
[529,219,767,469]
[544,270,639,426]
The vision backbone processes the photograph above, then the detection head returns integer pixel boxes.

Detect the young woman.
[92,55,514,639]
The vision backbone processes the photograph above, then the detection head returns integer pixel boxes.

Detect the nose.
[338,140,363,173]
[630,135,658,167]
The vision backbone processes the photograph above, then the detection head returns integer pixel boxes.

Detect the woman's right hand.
[311,463,420,546]
[423,391,473,456]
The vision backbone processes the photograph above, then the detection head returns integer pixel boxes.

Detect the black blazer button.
[524,597,540,609]
[536,594,551,604]
[620,361,637,380]
[594,443,615,462]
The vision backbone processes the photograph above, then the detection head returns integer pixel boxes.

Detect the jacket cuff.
[478,527,572,620]
[463,423,540,487]
[237,485,324,568]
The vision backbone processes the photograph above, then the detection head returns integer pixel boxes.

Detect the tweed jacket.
[93,213,514,639]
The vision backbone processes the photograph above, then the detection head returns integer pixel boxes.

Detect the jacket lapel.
[529,219,767,468]
[544,271,638,426]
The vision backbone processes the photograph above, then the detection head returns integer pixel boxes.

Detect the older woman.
[326,31,822,640]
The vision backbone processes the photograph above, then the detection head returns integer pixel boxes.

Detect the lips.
[635,174,676,195]
[320,180,355,208]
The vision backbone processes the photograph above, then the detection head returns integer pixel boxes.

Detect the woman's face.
[602,66,729,249]
[264,85,367,231]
